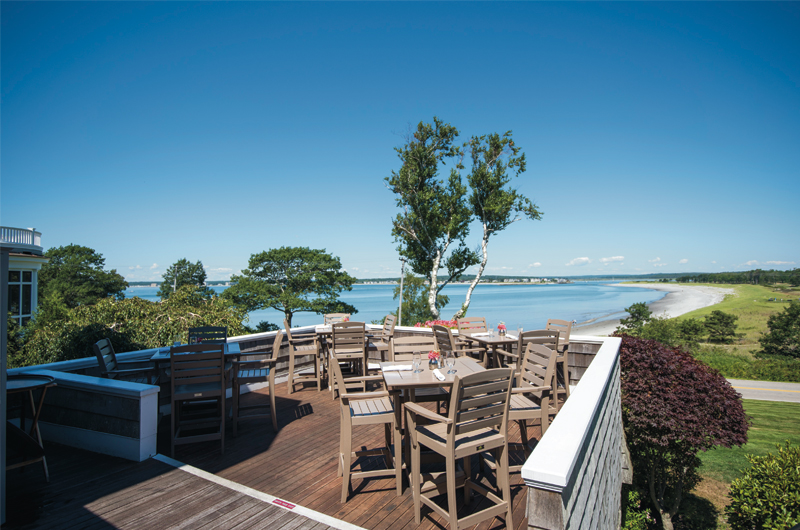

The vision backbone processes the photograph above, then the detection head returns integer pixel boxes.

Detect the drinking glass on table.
[412,353,422,373]
[446,351,456,374]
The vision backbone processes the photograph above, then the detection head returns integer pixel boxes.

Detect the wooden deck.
[5,376,543,530]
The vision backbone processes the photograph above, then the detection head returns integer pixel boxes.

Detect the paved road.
[728,378,800,403]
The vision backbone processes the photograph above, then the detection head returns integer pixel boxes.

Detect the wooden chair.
[93,338,157,384]
[546,318,573,403]
[389,335,450,410]
[170,343,226,458]
[188,326,228,344]
[507,343,558,472]
[324,313,351,324]
[455,317,489,366]
[283,320,322,393]
[405,368,514,529]
[495,329,559,384]
[371,314,397,363]
[431,324,457,353]
[330,321,368,398]
[331,357,402,503]
[232,331,282,434]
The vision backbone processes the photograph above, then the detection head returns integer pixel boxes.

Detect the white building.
[1,227,47,326]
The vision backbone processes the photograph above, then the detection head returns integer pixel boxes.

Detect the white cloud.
[744,260,759,267]
[150,263,158,270]
[208,267,232,273]
[765,260,796,266]
[129,265,142,270]
[648,257,661,263]
[566,257,591,267]
[529,262,542,268]
[599,256,624,263]
[711,260,717,264]
[653,263,667,268]
[679,258,689,264]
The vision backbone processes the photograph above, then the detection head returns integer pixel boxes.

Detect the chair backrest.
[518,343,557,394]
[518,329,560,353]
[268,330,285,362]
[389,335,436,362]
[457,316,488,336]
[431,325,456,353]
[93,338,118,377]
[169,343,225,396]
[325,313,351,324]
[376,314,397,341]
[545,319,572,352]
[332,321,366,353]
[188,326,227,344]
[446,368,513,441]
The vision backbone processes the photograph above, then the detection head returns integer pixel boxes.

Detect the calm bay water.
[124,282,664,330]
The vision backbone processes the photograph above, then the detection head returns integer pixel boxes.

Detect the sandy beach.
[573,283,735,336]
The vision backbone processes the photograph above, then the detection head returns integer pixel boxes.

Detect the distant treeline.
[678,269,800,286]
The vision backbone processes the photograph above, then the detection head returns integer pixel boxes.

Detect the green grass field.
[699,399,800,484]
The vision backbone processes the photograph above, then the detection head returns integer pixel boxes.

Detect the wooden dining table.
[463,332,519,369]
[6,373,57,481]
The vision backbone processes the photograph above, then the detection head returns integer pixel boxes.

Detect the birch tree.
[452,132,542,319]
[386,118,478,319]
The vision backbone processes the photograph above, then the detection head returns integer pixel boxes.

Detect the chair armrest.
[404,402,451,424]
[108,367,155,376]
[117,360,155,368]
[288,332,317,341]
[513,385,550,394]
[343,390,391,401]
[495,350,518,361]
[232,359,276,368]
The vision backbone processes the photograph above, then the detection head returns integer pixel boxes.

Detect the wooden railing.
[0,226,43,252]
[522,335,623,530]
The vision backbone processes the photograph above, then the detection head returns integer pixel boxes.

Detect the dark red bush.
[619,335,749,529]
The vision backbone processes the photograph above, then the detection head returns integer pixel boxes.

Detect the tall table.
[6,374,57,481]
[464,332,519,369]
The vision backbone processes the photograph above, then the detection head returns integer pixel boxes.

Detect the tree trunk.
[452,223,489,320]
[428,250,442,319]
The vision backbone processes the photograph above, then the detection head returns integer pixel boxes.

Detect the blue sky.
[2,2,798,281]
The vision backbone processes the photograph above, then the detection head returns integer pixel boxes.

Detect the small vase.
[499,329,506,337]
[429,359,440,370]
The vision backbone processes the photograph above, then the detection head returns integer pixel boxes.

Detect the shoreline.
[573,283,735,337]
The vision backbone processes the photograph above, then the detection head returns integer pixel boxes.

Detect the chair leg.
[288,353,296,393]
[220,395,225,455]
[340,420,352,503]
[411,431,421,525]
[269,376,278,431]
[498,444,513,530]
[446,450,459,529]
[232,381,240,436]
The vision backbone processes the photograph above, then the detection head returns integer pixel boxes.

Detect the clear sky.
[2,2,798,281]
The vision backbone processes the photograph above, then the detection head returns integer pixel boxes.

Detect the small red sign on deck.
[273,499,296,510]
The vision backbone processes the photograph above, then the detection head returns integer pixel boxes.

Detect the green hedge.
[695,347,800,382]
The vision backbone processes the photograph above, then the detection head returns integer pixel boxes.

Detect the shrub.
[617,302,653,335]
[622,488,656,530]
[620,335,749,530]
[726,441,800,530]
[14,285,248,367]
[758,299,800,359]
[695,346,800,382]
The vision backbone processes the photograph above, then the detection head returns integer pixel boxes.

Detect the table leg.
[28,388,50,481]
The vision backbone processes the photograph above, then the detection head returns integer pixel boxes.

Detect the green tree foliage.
[224,247,356,328]
[678,318,706,348]
[7,313,24,362]
[726,442,800,530]
[678,268,799,286]
[454,131,542,319]
[704,310,739,344]
[12,285,247,368]
[391,273,449,326]
[39,244,128,308]
[158,258,214,299]
[386,118,478,319]
[617,302,653,336]
[620,335,749,530]
[758,300,800,359]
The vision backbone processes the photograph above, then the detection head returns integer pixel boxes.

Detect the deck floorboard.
[5,376,543,530]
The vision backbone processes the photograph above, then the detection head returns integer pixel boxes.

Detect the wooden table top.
[380,357,484,389]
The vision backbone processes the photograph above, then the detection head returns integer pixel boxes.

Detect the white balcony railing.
[0,226,43,254]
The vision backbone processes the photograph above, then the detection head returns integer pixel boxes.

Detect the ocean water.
[124,281,664,330]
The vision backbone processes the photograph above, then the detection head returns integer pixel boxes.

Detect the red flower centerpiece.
[428,350,441,369]
[497,322,507,337]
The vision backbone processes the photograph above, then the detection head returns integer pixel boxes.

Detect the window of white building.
[8,269,33,326]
